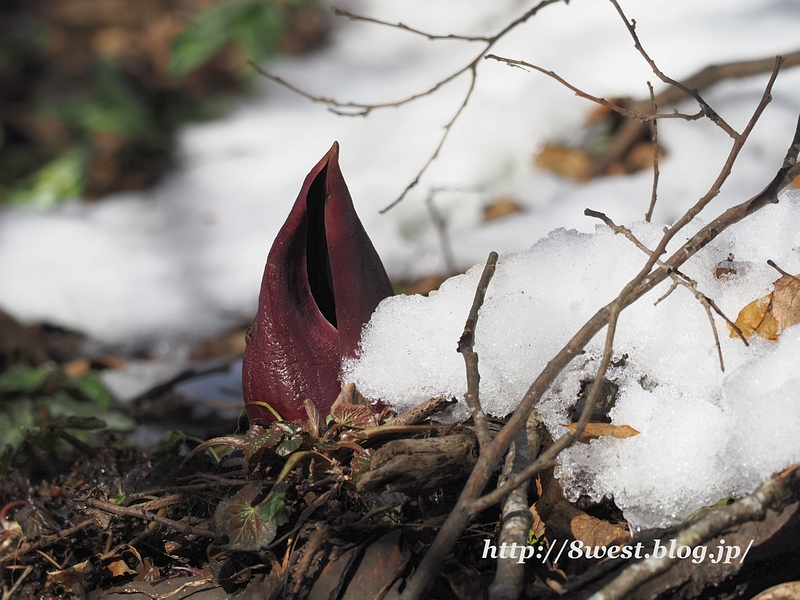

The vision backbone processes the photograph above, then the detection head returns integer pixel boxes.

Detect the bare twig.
[457,251,499,448]
[253,0,567,211]
[589,464,800,600]
[485,54,704,124]
[396,62,796,599]
[1,565,33,600]
[0,519,94,567]
[424,190,459,275]
[767,259,800,282]
[383,69,477,213]
[645,81,660,222]
[585,208,742,366]
[488,431,532,600]
[609,0,737,138]
[60,487,224,542]
[386,395,456,426]
[331,7,491,42]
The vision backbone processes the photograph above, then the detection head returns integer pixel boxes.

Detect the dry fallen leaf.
[730,274,800,341]
[483,196,523,222]
[771,274,800,332]
[534,468,630,550]
[534,145,594,181]
[566,422,640,443]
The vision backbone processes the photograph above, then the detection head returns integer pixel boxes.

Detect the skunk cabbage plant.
[243,142,393,423]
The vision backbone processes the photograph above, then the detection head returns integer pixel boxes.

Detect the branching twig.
[384,69,478,213]
[331,7,491,42]
[253,0,567,211]
[584,208,745,366]
[457,251,499,448]
[396,57,797,599]
[485,54,704,124]
[589,464,800,600]
[609,0,737,138]
[60,487,224,542]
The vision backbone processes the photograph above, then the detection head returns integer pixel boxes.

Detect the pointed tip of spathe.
[328,140,340,156]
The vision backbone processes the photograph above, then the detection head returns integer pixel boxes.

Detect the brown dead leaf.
[730,274,800,341]
[570,511,631,550]
[534,145,594,182]
[566,422,639,443]
[530,504,547,541]
[483,196,523,222]
[535,468,630,550]
[62,358,91,379]
[771,275,800,333]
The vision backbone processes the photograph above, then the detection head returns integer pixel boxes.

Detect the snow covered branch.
[395,45,800,600]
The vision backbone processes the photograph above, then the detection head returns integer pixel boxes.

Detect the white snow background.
[2,0,800,530]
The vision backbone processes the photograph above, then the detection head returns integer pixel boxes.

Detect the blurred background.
[2,0,800,468]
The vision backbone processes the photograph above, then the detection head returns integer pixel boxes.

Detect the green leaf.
[214,482,277,551]
[7,148,87,207]
[57,416,107,430]
[241,423,283,462]
[260,483,289,527]
[169,0,287,79]
[275,434,303,457]
[349,451,372,483]
[77,371,116,409]
[0,399,35,451]
[0,365,52,393]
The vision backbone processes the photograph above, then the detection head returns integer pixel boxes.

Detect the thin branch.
[485,54,703,124]
[585,208,743,363]
[61,487,224,542]
[767,259,800,282]
[645,82,660,222]
[488,430,532,600]
[589,464,800,600]
[396,75,797,600]
[424,190,459,274]
[608,0,738,138]
[640,49,800,112]
[253,0,567,211]
[457,251,499,448]
[0,519,94,567]
[331,7,491,42]
[472,305,621,514]
[382,68,478,212]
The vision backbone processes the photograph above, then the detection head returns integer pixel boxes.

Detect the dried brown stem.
[645,81,660,222]
[331,7,491,42]
[396,63,797,600]
[485,54,703,123]
[608,0,737,138]
[0,518,94,567]
[488,430,532,600]
[253,1,567,211]
[589,464,800,600]
[767,259,800,282]
[585,208,743,365]
[457,251,499,448]
[60,487,223,542]
[382,69,478,213]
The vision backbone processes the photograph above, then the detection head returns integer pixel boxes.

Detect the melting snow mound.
[343,191,800,531]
